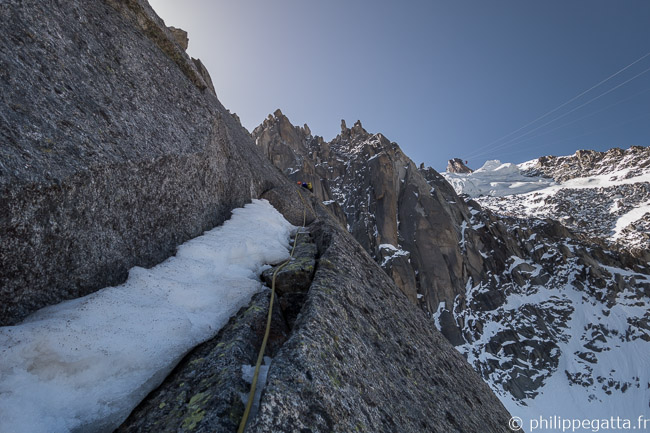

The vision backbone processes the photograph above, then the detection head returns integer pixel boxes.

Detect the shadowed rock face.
[261,232,317,296]
[0,0,291,325]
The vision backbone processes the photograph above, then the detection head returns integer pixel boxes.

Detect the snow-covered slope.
[522,146,650,182]
[443,147,650,257]
[444,159,555,197]
[0,200,294,433]
[442,147,650,429]
[455,206,650,427]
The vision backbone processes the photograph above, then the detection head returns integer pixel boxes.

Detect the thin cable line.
[482,111,650,161]
[468,86,650,160]
[465,51,650,159]
[468,64,650,160]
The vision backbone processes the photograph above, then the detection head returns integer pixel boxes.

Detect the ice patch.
[379,243,410,266]
[240,356,272,426]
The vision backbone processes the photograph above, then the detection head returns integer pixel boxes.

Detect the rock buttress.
[252,112,487,320]
[0,0,291,325]
[245,197,512,433]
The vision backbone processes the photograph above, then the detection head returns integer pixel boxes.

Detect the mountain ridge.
[254,110,650,423]
[0,1,515,430]
[455,147,650,260]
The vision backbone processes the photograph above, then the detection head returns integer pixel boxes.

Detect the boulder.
[261,232,317,295]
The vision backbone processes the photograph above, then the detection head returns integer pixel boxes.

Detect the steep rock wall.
[0,0,290,325]
[253,111,488,313]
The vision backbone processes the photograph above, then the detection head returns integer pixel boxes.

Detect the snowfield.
[443,159,556,197]
[444,155,650,253]
[444,151,650,431]
[0,199,294,433]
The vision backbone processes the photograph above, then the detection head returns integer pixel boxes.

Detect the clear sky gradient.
[149,0,650,171]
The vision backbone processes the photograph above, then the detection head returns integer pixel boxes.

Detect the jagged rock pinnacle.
[446,158,473,174]
[168,26,188,51]
[351,120,367,137]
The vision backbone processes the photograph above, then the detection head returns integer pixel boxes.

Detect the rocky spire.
[167,26,188,51]
[253,111,480,312]
[446,158,473,173]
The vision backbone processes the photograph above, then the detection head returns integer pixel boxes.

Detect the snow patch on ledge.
[0,199,295,433]
[379,243,410,266]
[612,201,650,239]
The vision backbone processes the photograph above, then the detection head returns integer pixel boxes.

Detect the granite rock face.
[119,195,513,432]
[253,110,347,225]
[253,111,489,316]
[0,0,292,325]
[168,26,189,51]
[246,199,513,433]
[261,231,317,296]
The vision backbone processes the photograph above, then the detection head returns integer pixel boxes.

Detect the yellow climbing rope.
[237,188,309,433]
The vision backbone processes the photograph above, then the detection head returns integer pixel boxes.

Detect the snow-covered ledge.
[0,200,294,433]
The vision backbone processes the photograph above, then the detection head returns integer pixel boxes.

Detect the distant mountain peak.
[255,112,650,424]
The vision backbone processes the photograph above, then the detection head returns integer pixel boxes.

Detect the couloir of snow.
[612,201,650,239]
[0,199,295,433]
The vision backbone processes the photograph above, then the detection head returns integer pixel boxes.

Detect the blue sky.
[149,0,650,171]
